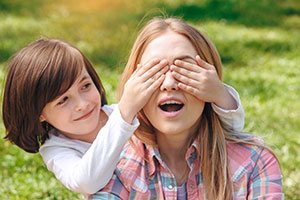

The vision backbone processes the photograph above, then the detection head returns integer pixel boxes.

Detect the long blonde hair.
[118,17,259,199]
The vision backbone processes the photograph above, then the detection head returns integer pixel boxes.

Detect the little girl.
[2,38,244,198]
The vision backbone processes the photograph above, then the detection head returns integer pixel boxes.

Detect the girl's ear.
[39,115,46,122]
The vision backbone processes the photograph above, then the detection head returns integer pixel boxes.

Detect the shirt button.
[168,184,174,190]
[190,183,195,189]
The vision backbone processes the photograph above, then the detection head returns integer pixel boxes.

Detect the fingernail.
[175,59,182,65]
[153,58,159,62]
[161,59,168,64]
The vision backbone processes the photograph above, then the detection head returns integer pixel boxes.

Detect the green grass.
[1,0,300,199]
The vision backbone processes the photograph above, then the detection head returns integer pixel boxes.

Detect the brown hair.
[118,17,232,199]
[2,38,107,153]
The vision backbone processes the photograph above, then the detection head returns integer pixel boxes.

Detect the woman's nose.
[160,70,178,91]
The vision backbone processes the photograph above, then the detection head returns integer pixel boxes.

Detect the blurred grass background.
[0,0,299,199]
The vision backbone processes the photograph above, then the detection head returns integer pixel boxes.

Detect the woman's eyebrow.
[141,55,195,65]
[175,55,194,61]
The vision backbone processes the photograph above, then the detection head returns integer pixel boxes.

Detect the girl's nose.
[160,70,178,91]
[74,96,88,112]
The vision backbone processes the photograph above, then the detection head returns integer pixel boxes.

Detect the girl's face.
[141,31,205,138]
[40,67,102,141]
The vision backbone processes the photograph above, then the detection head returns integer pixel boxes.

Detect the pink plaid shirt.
[92,136,283,200]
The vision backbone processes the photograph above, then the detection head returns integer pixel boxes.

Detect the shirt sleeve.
[39,105,139,195]
[211,84,244,132]
[247,148,284,199]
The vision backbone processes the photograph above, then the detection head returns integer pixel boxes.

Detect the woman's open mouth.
[158,98,184,118]
[159,100,184,112]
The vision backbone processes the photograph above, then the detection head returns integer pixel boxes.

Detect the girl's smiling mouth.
[74,108,95,121]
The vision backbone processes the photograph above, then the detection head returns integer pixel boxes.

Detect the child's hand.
[119,58,169,123]
[171,55,237,110]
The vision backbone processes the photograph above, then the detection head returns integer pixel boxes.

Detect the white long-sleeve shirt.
[39,104,139,198]
[39,84,244,198]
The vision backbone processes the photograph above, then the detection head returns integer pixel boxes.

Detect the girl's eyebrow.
[78,75,89,83]
[53,75,90,104]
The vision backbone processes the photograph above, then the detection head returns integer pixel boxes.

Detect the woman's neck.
[157,132,192,186]
[157,133,188,163]
[156,122,198,165]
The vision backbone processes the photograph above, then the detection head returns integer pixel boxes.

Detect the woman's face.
[141,31,205,137]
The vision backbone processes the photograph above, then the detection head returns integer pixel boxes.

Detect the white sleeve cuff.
[110,104,140,132]
[211,83,242,113]
[211,84,244,131]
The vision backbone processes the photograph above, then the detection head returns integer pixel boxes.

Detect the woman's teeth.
[160,100,181,106]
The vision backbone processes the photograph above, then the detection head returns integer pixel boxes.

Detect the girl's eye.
[82,83,91,90]
[57,96,68,105]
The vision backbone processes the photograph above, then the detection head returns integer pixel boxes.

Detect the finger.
[146,74,165,92]
[171,70,200,89]
[151,64,169,81]
[136,63,143,71]
[173,59,202,73]
[132,64,143,77]
[170,65,199,82]
[177,82,202,99]
[195,55,215,70]
[143,67,167,87]
[135,58,160,77]
[140,59,168,81]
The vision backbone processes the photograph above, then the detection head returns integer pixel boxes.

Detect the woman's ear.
[39,115,46,122]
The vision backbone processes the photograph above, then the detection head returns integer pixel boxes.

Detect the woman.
[93,17,283,200]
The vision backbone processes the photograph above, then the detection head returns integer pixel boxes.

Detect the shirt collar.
[144,137,200,177]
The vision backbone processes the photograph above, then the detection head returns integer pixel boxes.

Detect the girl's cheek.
[64,103,73,114]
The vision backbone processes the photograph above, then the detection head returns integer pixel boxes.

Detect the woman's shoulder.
[94,138,151,198]
[226,134,280,181]
[227,134,271,162]
[227,134,283,198]
[118,136,147,170]
[115,136,151,192]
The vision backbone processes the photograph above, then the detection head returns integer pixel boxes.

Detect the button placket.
[190,183,195,189]
[167,183,174,190]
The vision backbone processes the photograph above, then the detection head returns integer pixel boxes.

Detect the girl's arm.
[171,55,244,132]
[39,105,138,195]
[211,84,244,132]
[40,58,169,195]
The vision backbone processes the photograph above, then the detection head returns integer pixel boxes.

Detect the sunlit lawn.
[1,0,299,199]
